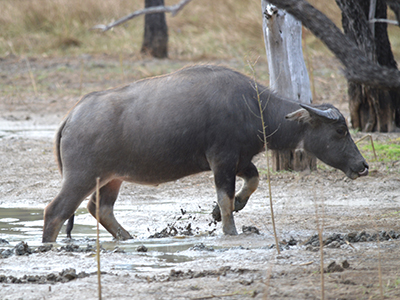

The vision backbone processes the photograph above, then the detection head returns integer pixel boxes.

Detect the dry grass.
[0,0,346,60]
[2,0,398,70]
[1,0,398,119]
[0,0,144,56]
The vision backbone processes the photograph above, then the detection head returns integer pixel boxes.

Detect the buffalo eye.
[336,127,347,136]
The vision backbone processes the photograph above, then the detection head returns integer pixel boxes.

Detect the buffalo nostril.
[358,163,369,177]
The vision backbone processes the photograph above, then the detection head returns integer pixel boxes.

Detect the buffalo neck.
[261,93,308,151]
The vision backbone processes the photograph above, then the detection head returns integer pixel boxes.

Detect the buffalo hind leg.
[43,178,96,243]
[87,179,133,240]
[212,163,259,222]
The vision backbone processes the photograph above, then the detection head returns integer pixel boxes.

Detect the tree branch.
[266,0,400,89]
[369,18,400,25]
[92,0,193,32]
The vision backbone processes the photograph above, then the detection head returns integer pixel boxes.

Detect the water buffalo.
[42,65,368,242]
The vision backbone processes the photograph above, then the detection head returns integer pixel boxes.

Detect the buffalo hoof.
[234,197,249,212]
[212,205,222,222]
[212,197,249,222]
[115,227,133,240]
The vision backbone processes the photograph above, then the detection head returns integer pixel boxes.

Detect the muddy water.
[0,207,44,247]
[0,206,201,248]
[0,207,103,248]
[0,207,245,274]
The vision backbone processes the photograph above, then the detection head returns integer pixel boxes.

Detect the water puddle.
[0,127,56,139]
[0,207,45,247]
[0,207,219,272]
[0,207,104,247]
[0,117,57,139]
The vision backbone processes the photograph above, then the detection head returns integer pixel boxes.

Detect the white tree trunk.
[261,1,315,171]
[262,1,312,103]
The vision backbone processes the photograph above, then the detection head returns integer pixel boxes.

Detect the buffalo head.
[286,104,369,179]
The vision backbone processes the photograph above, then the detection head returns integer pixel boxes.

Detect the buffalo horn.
[300,104,340,121]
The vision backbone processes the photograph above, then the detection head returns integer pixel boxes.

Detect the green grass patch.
[359,138,400,162]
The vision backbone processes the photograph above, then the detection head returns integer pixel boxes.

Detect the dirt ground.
[1,55,400,299]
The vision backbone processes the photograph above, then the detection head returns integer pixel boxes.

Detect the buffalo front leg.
[87,179,133,240]
[213,166,238,235]
[212,163,259,222]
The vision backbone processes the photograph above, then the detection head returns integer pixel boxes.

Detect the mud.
[1,55,400,299]
[0,268,92,284]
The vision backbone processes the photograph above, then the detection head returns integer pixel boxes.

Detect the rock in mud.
[46,273,57,282]
[60,244,95,253]
[55,269,89,283]
[14,241,32,256]
[304,234,321,247]
[268,243,285,252]
[189,243,214,252]
[113,246,126,253]
[342,260,350,269]
[24,275,46,283]
[59,268,77,281]
[35,244,53,253]
[325,261,344,273]
[242,225,260,234]
[1,249,13,258]
[0,238,9,245]
[136,245,148,252]
[60,244,80,252]
[168,266,233,281]
[305,230,400,248]
[267,238,298,251]
[239,278,254,286]
[305,245,319,252]
[281,236,298,247]
[0,268,91,284]
[326,241,341,248]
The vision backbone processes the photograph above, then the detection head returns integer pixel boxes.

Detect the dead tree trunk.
[141,0,168,58]
[261,1,316,171]
[337,0,400,132]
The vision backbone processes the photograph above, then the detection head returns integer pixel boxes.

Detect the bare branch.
[266,0,400,89]
[369,18,400,25]
[92,0,193,32]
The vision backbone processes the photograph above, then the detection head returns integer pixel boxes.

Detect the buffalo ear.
[285,108,312,123]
